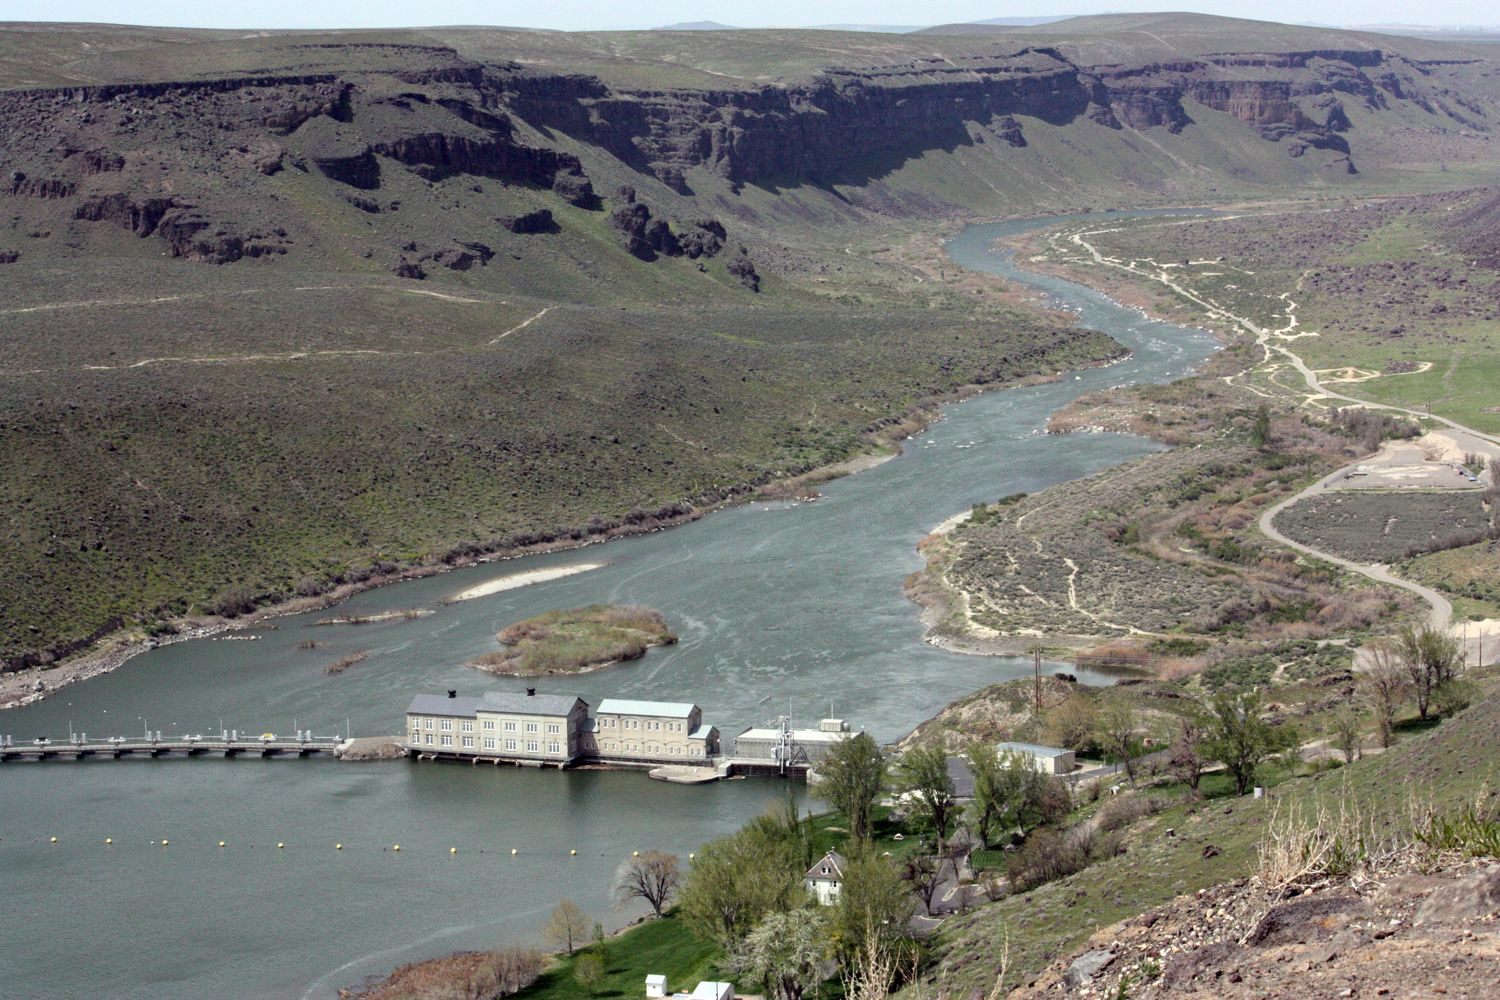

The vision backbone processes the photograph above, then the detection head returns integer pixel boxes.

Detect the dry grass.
[471,605,677,676]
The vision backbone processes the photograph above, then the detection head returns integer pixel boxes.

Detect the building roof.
[597,698,697,718]
[687,724,717,740]
[997,741,1072,758]
[476,690,586,717]
[804,850,848,881]
[407,694,480,717]
[735,726,851,745]
[947,756,976,798]
[646,975,667,987]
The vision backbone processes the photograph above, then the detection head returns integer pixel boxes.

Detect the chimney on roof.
[527,687,536,697]
[447,690,457,698]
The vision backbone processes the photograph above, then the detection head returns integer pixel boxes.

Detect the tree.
[614,851,680,918]
[831,851,914,963]
[574,952,606,996]
[1201,690,1300,796]
[678,825,807,950]
[1330,708,1363,764]
[899,854,944,916]
[1166,718,1210,797]
[735,909,830,1000]
[1359,643,1409,748]
[1251,403,1272,449]
[1043,694,1097,752]
[894,745,957,854]
[1389,623,1462,721]
[811,732,887,844]
[1093,699,1141,787]
[966,744,1058,845]
[542,899,590,954]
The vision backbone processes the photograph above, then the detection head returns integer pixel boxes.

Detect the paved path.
[1259,473,1456,633]
[1067,224,1497,635]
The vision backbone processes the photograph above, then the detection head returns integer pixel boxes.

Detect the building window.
[461,721,473,733]
[504,721,516,732]
[424,734,433,745]
[482,720,494,730]
[462,736,474,748]
[424,718,434,730]
[441,719,453,732]
[547,724,559,735]
[525,722,538,733]
[505,739,517,751]
[548,741,560,754]
[526,740,539,753]
[484,738,496,749]
[441,735,453,747]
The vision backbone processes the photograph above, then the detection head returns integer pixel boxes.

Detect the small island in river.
[469,605,678,677]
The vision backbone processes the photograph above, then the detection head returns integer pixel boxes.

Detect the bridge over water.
[0,733,346,762]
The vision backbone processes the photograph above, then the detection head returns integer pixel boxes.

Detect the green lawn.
[516,914,723,1000]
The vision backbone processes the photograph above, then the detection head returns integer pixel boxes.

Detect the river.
[0,211,1217,1000]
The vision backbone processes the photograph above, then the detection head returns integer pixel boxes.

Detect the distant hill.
[654,20,741,30]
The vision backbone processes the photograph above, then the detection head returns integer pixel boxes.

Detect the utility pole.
[1034,637,1042,717]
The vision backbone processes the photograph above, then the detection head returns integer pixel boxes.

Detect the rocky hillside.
[4,14,1500,670]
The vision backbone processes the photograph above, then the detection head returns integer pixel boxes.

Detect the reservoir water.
[0,212,1217,1000]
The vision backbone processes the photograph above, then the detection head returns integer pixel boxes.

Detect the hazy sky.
[1,0,1496,33]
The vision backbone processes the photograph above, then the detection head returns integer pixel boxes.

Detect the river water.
[0,211,1216,1000]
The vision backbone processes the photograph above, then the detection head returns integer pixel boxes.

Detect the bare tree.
[1359,643,1409,747]
[1093,699,1140,787]
[900,854,944,916]
[1390,624,1462,720]
[542,899,590,953]
[613,851,680,917]
[1166,718,1210,797]
[1330,708,1363,764]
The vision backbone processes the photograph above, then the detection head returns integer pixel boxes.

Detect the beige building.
[996,741,1076,775]
[589,698,719,763]
[405,689,589,766]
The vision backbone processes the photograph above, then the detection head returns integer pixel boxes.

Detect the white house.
[803,849,848,905]
[996,741,1075,775]
[646,975,667,998]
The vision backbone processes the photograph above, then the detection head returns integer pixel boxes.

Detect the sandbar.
[450,563,606,601]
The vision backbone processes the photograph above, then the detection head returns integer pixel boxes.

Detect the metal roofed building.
[732,718,855,773]
[996,741,1076,775]
[405,688,589,767]
[592,698,719,763]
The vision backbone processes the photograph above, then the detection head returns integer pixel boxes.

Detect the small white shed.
[646,975,667,999]
[996,741,1075,775]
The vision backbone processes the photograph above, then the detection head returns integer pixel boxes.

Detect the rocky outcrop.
[496,208,554,234]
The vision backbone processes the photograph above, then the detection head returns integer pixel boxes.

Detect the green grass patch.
[517,913,722,1000]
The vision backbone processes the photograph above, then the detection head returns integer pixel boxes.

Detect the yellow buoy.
[393,845,400,852]
[106,839,113,845]
[219,842,225,848]
[633,851,639,857]
[277,843,284,849]
[570,849,576,855]
[336,844,342,850]
[50,837,57,843]
[450,847,457,855]
[510,848,517,855]
[689,853,695,859]
[162,840,169,846]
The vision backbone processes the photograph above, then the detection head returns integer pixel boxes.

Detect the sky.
[0,0,1497,34]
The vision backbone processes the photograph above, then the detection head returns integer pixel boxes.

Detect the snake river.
[0,211,1217,1000]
